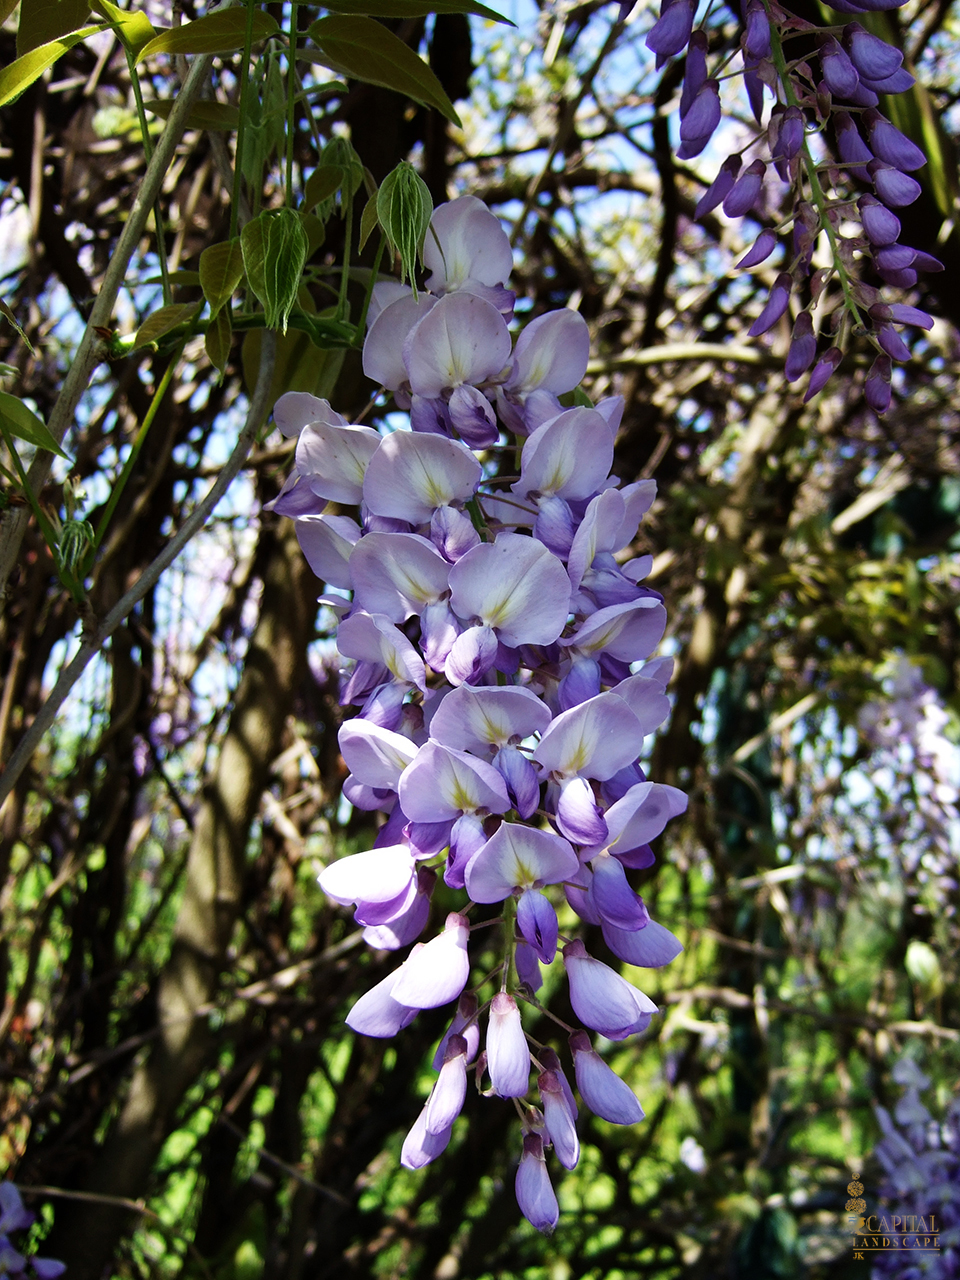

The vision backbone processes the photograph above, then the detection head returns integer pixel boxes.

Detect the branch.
[0,37,221,599]
[0,332,277,812]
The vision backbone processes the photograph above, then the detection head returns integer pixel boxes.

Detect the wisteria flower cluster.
[857,656,960,909]
[870,1056,960,1278]
[645,0,938,409]
[271,196,686,1232]
[0,1185,65,1280]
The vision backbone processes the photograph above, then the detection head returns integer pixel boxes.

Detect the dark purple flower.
[737,228,777,269]
[515,1133,558,1233]
[803,346,843,402]
[678,78,721,147]
[785,311,817,381]
[845,22,903,81]
[646,0,695,62]
[835,112,874,174]
[743,0,771,59]
[876,322,912,361]
[865,354,892,412]
[865,110,927,171]
[695,156,740,220]
[858,194,901,245]
[680,30,708,117]
[748,272,792,338]
[723,159,766,217]
[820,36,860,98]
[869,161,921,206]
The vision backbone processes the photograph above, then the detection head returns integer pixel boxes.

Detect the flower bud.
[646,0,695,61]
[748,272,792,338]
[845,22,903,81]
[378,161,434,294]
[858,194,901,245]
[802,346,843,402]
[784,311,817,382]
[695,156,740,220]
[515,1133,559,1233]
[723,159,766,218]
[679,30,708,117]
[876,323,911,362]
[865,355,892,413]
[736,228,777,269]
[869,161,921,207]
[865,110,927,172]
[820,36,860,98]
[743,0,771,59]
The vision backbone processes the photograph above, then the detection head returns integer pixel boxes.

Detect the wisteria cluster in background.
[857,656,960,912]
[869,1057,960,1279]
[271,197,686,1232]
[645,0,938,409]
[0,1185,65,1280]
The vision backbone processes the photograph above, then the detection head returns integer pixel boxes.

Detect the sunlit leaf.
[199,239,245,315]
[142,98,240,130]
[241,209,308,334]
[0,391,69,458]
[0,24,106,107]
[136,8,280,62]
[309,0,511,21]
[16,0,89,55]
[307,15,461,124]
[89,0,154,56]
[134,303,201,349]
[205,306,233,378]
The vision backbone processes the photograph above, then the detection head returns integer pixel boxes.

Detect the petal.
[444,623,500,686]
[569,1029,645,1124]
[449,533,571,647]
[337,717,418,790]
[296,421,381,505]
[363,430,482,524]
[338,612,427,691]
[399,741,510,822]
[465,822,579,902]
[318,845,415,907]
[432,992,481,1069]
[506,309,590,396]
[425,1034,469,1134]
[563,941,657,1039]
[515,1133,559,1234]
[273,392,346,438]
[429,683,551,753]
[513,407,614,504]
[363,292,437,390]
[486,992,531,1097]
[556,775,609,845]
[589,852,649,930]
[602,918,684,967]
[346,967,419,1037]
[423,196,513,293]
[534,692,644,781]
[404,292,512,397]
[561,598,667,663]
[517,888,559,963]
[401,1103,453,1169]
[391,912,471,1008]
[295,514,360,589]
[350,532,450,620]
[494,745,542,820]
[539,1069,580,1169]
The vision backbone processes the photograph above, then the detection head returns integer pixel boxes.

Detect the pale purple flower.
[515,1133,559,1233]
[487,992,531,1097]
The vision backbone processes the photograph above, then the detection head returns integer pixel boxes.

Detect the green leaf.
[303,164,345,212]
[206,306,233,378]
[142,98,240,130]
[199,239,244,315]
[241,209,308,334]
[136,8,280,62]
[0,24,107,107]
[142,269,201,286]
[134,302,201,349]
[300,0,511,20]
[89,0,154,56]
[377,160,432,291]
[359,191,379,252]
[307,15,461,124]
[0,391,69,458]
[17,0,90,55]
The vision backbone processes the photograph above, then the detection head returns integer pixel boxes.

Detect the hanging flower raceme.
[645,0,938,409]
[272,196,687,1234]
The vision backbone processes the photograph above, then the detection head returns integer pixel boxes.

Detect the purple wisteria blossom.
[644,0,938,409]
[272,196,687,1235]
[0,1184,66,1280]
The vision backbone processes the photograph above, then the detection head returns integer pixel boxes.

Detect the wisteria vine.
[646,0,938,409]
[272,196,687,1232]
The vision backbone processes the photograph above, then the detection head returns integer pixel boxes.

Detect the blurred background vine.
[0,0,957,1274]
